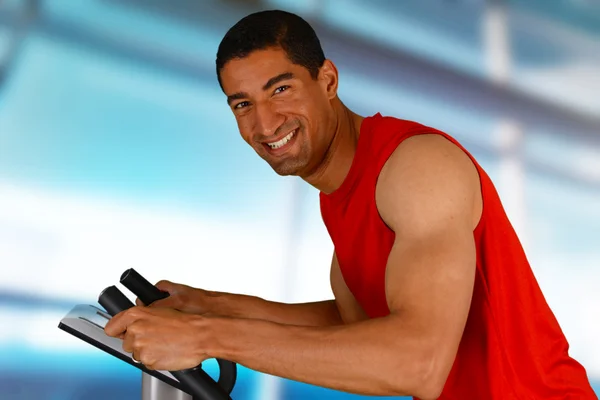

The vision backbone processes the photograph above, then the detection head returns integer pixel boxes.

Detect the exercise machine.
[58,268,237,400]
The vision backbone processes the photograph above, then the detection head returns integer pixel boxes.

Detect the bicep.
[330,252,369,324]
[385,227,476,359]
[377,134,480,379]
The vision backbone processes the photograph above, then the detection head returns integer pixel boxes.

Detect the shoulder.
[375,133,481,235]
[379,133,477,177]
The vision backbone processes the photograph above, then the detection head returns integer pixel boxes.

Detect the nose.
[254,101,284,138]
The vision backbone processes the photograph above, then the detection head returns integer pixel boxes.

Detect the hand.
[136,280,215,315]
[104,306,211,371]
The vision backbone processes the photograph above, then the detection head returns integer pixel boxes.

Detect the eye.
[234,101,250,110]
[274,85,290,95]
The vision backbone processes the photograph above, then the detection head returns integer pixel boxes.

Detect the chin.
[271,165,301,177]
[270,160,306,177]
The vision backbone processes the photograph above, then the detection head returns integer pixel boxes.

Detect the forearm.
[207,292,343,327]
[203,315,435,398]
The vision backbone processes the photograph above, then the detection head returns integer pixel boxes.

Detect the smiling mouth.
[265,129,297,150]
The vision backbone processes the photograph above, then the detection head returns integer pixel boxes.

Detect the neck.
[303,99,364,194]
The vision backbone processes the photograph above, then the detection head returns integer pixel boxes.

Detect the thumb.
[146,280,179,308]
[154,280,177,294]
[134,280,176,307]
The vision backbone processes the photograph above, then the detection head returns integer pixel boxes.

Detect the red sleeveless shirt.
[319,113,596,399]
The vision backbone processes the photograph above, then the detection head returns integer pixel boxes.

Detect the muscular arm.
[203,135,482,399]
[206,293,342,327]
[204,252,366,326]
[109,135,482,399]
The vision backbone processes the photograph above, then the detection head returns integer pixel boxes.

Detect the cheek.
[235,118,253,144]
[304,107,324,140]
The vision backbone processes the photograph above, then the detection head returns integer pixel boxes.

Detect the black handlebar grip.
[173,367,232,400]
[120,268,169,305]
[98,285,135,316]
[97,284,233,399]
[118,268,237,398]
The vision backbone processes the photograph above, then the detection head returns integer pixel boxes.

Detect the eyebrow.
[263,72,294,91]
[226,72,295,105]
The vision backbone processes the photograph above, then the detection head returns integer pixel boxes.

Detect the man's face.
[219,47,336,176]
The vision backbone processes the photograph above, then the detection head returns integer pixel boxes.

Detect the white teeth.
[267,129,296,149]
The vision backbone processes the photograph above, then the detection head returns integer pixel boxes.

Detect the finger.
[132,344,155,369]
[154,280,175,293]
[131,349,143,365]
[104,310,128,337]
[104,307,145,337]
[135,298,165,307]
[148,281,178,308]
[147,296,178,309]
[122,331,135,354]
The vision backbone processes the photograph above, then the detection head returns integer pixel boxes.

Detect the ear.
[318,59,339,100]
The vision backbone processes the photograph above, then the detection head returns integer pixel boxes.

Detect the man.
[105,10,596,399]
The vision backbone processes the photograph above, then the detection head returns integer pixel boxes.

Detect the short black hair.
[215,9,326,91]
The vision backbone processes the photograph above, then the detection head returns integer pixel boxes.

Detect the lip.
[263,128,299,156]
[262,128,298,145]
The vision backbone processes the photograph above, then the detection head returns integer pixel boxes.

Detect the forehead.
[220,48,308,93]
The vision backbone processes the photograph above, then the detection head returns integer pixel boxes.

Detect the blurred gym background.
[0,0,598,399]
